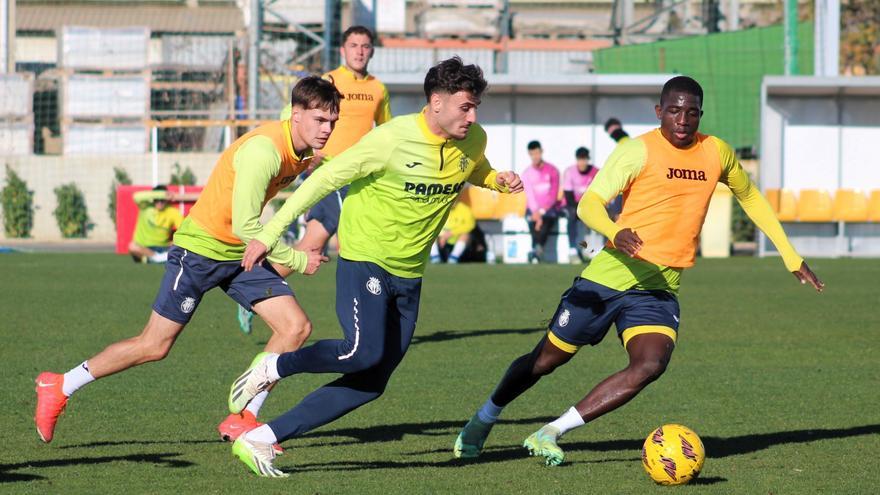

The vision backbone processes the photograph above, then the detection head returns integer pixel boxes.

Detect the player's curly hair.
[423,56,487,102]
[291,76,343,113]
[660,76,703,106]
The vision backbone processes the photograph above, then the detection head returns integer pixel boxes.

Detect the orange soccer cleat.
[218,411,283,455]
[34,372,68,443]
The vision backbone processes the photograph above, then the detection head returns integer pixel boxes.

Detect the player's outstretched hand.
[793,261,824,292]
[613,228,643,257]
[241,240,269,272]
[496,171,524,193]
[303,248,330,276]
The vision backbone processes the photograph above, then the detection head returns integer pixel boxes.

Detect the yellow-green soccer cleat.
[232,436,288,478]
[523,425,565,466]
[453,414,494,459]
[229,352,277,414]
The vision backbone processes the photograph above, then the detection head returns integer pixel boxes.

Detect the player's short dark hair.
[291,76,343,113]
[660,76,703,106]
[527,140,542,151]
[423,57,487,102]
[603,117,621,132]
[342,25,375,45]
[575,147,590,159]
[153,185,167,192]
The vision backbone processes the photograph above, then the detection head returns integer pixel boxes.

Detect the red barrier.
[115,185,203,254]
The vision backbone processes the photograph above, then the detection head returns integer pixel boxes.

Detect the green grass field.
[2,254,878,493]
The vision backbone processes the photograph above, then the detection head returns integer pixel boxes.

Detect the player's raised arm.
[242,129,390,271]
[715,138,824,292]
[467,152,523,193]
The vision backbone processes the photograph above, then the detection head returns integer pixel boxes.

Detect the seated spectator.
[128,185,183,264]
[522,140,560,263]
[431,199,476,264]
[562,146,598,262]
[604,117,630,143]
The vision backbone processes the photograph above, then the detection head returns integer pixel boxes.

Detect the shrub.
[731,200,756,242]
[107,166,132,229]
[1,165,35,238]
[170,162,197,186]
[53,183,91,238]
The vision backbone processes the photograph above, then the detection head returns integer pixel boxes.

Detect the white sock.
[450,240,467,260]
[265,353,281,381]
[476,398,504,424]
[62,361,95,397]
[245,424,278,444]
[548,407,585,436]
[245,390,269,417]
[149,251,168,263]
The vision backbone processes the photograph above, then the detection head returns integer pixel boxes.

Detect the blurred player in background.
[128,185,183,264]
[237,25,392,334]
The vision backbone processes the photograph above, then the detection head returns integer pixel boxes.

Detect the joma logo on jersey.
[404,180,466,196]
[666,168,707,181]
[347,93,374,102]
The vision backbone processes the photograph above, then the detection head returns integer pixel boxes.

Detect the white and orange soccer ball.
[641,424,705,485]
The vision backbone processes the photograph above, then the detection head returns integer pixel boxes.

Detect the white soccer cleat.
[228,352,278,414]
[232,436,288,478]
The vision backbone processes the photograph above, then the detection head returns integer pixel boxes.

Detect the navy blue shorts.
[548,277,680,351]
[333,257,422,364]
[305,185,349,236]
[152,246,294,324]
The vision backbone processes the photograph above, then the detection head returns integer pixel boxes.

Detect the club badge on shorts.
[180,297,196,314]
[558,309,571,327]
[366,277,382,296]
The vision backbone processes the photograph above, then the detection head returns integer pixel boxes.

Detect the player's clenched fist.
[496,171,524,193]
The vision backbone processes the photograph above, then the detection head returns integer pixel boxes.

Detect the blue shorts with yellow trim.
[548,277,680,352]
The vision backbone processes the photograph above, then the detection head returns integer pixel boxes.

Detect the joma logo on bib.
[666,168,707,181]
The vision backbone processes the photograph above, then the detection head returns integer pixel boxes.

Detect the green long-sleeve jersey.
[257,110,509,278]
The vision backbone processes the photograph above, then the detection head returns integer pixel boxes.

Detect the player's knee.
[269,316,312,349]
[284,319,312,342]
[532,354,563,376]
[340,345,383,372]
[630,357,669,385]
[137,337,174,363]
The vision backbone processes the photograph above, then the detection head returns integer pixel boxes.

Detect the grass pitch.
[2,254,878,493]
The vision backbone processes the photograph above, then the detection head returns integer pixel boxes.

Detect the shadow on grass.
[59,439,216,450]
[0,452,193,484]
[690,476,726,485]
[295,451,639,473]
[299,416,556,448]
[294,420,880,469]
[259,327,545,348]
[412,327,544,346]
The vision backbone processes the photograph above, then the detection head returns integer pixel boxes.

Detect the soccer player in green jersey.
[128,185,183,264]
[453,76,824,467]
[224,57,524,477]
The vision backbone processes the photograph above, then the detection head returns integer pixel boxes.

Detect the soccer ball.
[641,424,705,485]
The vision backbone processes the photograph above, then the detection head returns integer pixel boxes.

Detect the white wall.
[0,153,219,242]
[388,91,661,176]
[763,92,880,192]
